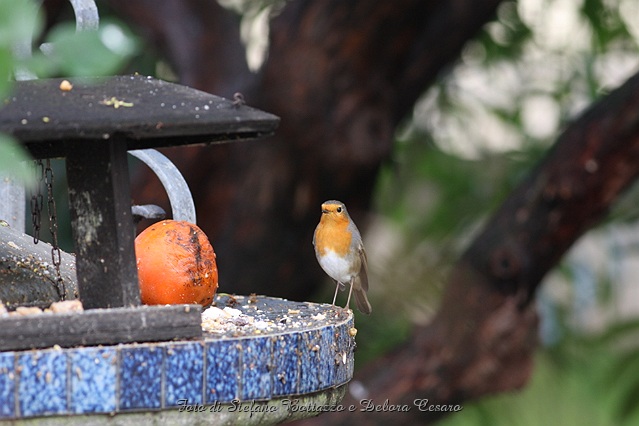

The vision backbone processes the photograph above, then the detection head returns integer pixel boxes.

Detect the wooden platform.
[0,305,201,352]
[0,75,279,158]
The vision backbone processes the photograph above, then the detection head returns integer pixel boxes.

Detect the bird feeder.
[0,75,356,424]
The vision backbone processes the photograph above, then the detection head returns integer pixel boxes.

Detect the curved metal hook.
[129,149,197,224]
[68,0,99,31]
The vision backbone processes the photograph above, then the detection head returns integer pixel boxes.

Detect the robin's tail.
[353,277,372,315]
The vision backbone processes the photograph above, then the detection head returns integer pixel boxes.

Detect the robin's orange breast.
[314,218,352,258]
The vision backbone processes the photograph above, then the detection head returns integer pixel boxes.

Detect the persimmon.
[135,220,218,306]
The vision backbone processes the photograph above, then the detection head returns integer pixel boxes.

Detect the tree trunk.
[109,0,503,299]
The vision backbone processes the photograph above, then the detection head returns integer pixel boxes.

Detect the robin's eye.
[336,206,342,213]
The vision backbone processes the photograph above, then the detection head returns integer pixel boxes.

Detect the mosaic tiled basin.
[0,295,356,424]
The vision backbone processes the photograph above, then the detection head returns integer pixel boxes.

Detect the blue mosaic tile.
[0,352,15,418]
[69,347,117,414]
[0,299,357,419]
[319,326,337,389]
[17,349,68,417]
[298,329,321,394]
[119,345,163,410]
[164,341,204,407]
[271,333,300,396]
[240,337,272,400]
[205,340,240,403]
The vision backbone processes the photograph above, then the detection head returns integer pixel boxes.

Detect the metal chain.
[30,160,44,244]
[44,159,65,300]
[29,160,66,300]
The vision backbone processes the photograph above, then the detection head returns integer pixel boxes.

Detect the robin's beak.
[321,208,329,214]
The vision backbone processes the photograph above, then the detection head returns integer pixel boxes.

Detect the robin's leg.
[332,281,341,305]
[345,277,354,311]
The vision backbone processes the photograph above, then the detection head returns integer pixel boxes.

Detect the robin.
[313,200,372,314]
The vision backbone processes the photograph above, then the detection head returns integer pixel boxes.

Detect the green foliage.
[0,0,41,43]
[581,0,633,50]
[352,308,411,368]
[0,47,12,90]
[373,0,639,424]
[27,20,140,77]
[478,1,533,61]
[376,130,545,243]
[0,0,140,185]
[0,0,42,184]
[0,133,33,184]
[438,319,639,426]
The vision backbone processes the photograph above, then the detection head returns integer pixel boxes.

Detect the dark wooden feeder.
[0,76,357,423]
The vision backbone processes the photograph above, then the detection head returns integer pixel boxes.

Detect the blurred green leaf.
[29,21,138,77]
[0,134,34,187]
[0,46,14,97]
[581,0,632,51]
[477,1,532,62]
[434,315,639,425]
[0,0,42,95]
[376,132,543,244]
[0,0,42,49]
[353,310,411,368]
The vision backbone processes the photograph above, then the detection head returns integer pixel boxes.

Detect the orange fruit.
[135,220,218,306]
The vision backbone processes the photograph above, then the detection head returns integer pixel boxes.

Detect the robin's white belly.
[318,250,355,283]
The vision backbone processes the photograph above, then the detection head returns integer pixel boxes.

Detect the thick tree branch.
[465,72,639,298]
[298,70,639,425]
